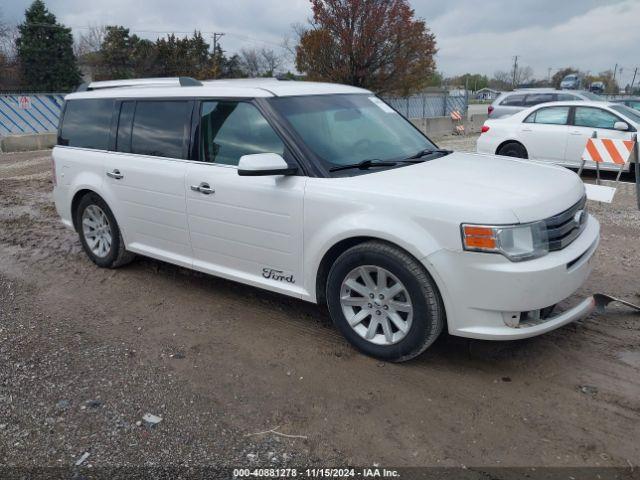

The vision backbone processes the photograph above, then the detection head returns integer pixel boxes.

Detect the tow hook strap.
[593,293,640,314]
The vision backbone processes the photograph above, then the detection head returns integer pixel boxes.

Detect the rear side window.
[198,101,284,165]
[59,99,114,149]
[574,107,620,129]
[131,101,189,158]
[524,106,570,125]
[500,94,526,106]
[523,93,554,106]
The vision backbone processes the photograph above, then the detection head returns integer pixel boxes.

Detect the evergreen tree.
[15,0,81,91]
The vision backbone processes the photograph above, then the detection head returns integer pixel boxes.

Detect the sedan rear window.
[500,94,526,106]
[523,93,554,106]
[524,106,570,125]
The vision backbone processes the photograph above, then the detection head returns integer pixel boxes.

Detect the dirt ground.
[1,148,639,472]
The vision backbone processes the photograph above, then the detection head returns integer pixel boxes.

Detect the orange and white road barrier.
[580,136,637,203]
[455,124,465,134]
[450,110,462,121]
[581,138,635,165]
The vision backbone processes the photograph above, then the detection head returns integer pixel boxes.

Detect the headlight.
[461,221,549,262]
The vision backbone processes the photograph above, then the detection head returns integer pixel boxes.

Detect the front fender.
[304,212,444,303]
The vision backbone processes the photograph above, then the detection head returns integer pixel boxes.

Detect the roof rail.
[80,77,202,91]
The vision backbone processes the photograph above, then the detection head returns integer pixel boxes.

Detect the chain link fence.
[382,91,469,120]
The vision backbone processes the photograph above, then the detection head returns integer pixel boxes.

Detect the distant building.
[475,88,500,101]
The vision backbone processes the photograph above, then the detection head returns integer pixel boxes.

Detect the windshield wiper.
[329,159,398,172]
[403,148,453,160]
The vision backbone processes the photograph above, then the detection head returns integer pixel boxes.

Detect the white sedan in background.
[477,101,640,172]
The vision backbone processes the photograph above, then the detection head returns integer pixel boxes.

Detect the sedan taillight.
[488,105,494,115]
[481,125,490,134]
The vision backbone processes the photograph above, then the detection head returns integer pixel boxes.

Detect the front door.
[185,100,306,297]
[565,106,635,170]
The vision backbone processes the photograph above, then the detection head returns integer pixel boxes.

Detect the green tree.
[15,0,81,91]
[97,26,136,79]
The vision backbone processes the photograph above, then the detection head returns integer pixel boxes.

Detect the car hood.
[339,152,585,224]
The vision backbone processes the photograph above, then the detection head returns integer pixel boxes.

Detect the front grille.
[544,196,587,252]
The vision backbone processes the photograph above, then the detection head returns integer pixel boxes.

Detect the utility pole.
[547,67,552,85]
[512,55,519,88]
[631,67,638,94]
[212,32,225,78]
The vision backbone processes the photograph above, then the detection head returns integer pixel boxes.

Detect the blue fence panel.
[0,94,66,136]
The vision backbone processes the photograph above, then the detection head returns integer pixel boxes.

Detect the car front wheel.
[326,241,444,362]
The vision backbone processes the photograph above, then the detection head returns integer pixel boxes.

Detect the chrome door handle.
[106,169,124,180]
[190,182,215,195]
[569,131,582,136]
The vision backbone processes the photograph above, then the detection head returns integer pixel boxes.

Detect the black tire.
[326,241,444,362]
[75,193,135,268]
[497,142,528,159]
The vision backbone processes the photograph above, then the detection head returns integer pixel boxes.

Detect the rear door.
[565,106,634,169]
[185,100,306,296]
[519,105,570,163]
[104,99,193,267]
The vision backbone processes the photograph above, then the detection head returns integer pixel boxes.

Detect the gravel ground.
[0,149,639,476]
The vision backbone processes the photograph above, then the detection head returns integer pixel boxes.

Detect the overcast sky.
[4,0,640,86]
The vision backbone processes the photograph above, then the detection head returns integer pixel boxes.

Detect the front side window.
[59,99,114,149]
[574,107,620,129]
[199,101,284,166]
[524,106,570,125]
[557,93,578,101]
[267,94,436,172]
[131,101,189,158]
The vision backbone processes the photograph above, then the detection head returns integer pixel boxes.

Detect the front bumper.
[425,214,600,340]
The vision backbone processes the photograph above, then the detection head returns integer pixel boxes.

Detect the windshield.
[611,105,640,124]
[267,94,437,172]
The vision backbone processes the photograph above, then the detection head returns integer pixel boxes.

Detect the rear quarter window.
[58,99,114,149]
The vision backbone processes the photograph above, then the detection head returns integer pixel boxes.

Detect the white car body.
[53,79,600,351]
[477,100,640,172]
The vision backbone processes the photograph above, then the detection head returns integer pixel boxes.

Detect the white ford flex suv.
[53,77,600,362]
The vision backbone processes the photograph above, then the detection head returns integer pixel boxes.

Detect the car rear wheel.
[497,142,528,159]
[76,193,135,268]
[326,241,444,362]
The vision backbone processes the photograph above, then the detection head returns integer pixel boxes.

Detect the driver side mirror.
[614,121,629,131]
[237,153,297,176]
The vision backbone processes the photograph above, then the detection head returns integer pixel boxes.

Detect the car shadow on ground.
[123,253,555,370]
